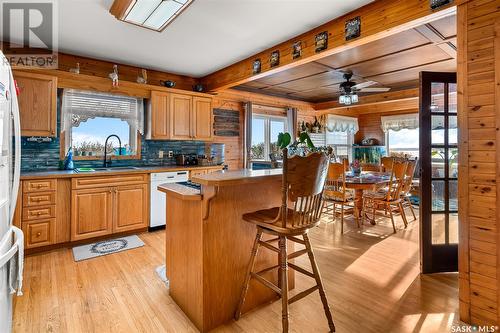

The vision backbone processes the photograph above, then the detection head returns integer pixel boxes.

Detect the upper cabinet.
[192,97,213,141]
[148,91,213,141]
[150,91,170,139]
[14,71,57,137]
[170,93,193,140]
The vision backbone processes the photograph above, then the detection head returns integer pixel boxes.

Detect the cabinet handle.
[36,232,41,237]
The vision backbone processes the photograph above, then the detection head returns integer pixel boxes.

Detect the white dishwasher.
[150,171,189,229]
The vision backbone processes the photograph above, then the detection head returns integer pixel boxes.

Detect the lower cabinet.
[71,177,148,241]
[71,188,114,241]
[22,218,56,249]
[114,184,148,233]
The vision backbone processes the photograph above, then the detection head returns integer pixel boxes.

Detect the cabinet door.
[151,91,169,139]
[14,71,57,137]
[192,97,213,141]
[114,184,148,233]
[170,94,192,140]
[71,188,113,241]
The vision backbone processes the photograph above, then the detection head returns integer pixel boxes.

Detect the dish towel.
[0,226,24,296]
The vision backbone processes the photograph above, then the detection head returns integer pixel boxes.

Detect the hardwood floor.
[13,212,459,333]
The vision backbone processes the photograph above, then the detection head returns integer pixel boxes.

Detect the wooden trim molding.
[201,1,457,91]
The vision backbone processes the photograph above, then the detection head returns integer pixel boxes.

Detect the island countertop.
[191,168,282,186]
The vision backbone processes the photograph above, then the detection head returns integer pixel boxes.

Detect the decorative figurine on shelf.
[312,116,322,133]
[351,159,361,175]
[300,121,307,132]
[137,69,148,84]
[69,62,80,74]
[109,65,119,87]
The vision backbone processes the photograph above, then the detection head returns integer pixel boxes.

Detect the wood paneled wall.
[212,89,316,170]
[57,53,198,91]
[457,0,500,326]
[355,110,418,145]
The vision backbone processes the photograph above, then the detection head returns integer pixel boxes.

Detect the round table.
[342,172,391,222]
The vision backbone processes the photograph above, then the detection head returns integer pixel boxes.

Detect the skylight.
[111,0,193,32]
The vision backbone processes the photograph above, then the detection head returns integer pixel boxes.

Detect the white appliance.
[150,171,189,228]
[0,51,23,333]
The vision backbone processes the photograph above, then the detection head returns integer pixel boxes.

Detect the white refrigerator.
[0,50,23,333]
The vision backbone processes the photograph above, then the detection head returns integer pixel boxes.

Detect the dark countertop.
[21,165,223,180]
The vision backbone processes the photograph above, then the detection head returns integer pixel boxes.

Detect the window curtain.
[381,113,419,132]
[244,101,253,169]
[61,89,144,135]
[60,89,144,155]
[326,115,359,133]
[286,107,298,139]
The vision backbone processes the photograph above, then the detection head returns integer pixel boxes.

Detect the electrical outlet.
[168,151,174,158]
[158,150,164,159]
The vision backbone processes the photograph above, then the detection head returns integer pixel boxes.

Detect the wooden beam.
[109,0,134,19]
[201,0,456,92]
[314,88,419,115]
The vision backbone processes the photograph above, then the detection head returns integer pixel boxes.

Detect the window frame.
[60,128,142,161]
[385,128,420,158]
[326,130,354,162]
[251,114,287,162]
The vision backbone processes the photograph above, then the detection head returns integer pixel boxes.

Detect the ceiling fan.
[338,72,390,105]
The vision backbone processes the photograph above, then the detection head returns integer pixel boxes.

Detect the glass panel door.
[420,72,458,273]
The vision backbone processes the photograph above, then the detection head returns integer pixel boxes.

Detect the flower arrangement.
[351,159,361,175]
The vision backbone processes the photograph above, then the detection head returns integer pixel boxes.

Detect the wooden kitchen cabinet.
[71,188,114,241]
[14,71,57,137]
[170,93,193,140]
[71,175,148,241]
[149,91,212,141]
[150,91,170,139]
[192,97,213,141]
[114,184,148,233]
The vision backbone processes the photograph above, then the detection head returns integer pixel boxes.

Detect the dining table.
[342,171,391,223]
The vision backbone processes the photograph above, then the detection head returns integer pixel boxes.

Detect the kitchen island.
[158,169,294,332]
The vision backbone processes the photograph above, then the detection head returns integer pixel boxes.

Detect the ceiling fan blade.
[359,87,392,93]
[352,80,378,90]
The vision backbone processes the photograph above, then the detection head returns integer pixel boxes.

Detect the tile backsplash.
[21,136,224,171]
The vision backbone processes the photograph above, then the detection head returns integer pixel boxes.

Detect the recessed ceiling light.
[110,0,194,32]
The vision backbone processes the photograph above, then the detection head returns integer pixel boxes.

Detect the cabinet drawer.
[23,179,56,193]
[22,218,55,249]
[22,205,56,221]
[23,192,56,207]
[72,174,148,189]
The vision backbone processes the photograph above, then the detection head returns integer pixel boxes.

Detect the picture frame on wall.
[345,17,361,41]
[252,59,261,74]
[430,0,452,10]
[292,41,302,59]
[315,31,328,53]
[270,50,280,68]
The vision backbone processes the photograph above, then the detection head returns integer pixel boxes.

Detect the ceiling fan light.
[345,96,352,105]
[351,94,359,103]
[339,95,346,104]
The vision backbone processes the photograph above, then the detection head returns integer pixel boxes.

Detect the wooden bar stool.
[235,149,335,333]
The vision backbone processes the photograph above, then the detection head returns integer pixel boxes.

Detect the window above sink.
[60,89,144,161]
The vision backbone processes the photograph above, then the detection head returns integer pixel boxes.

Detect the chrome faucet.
[103,134,122,167]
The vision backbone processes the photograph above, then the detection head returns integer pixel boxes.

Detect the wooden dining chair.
[400,159,418,222]
[361,161,408,233]
[323,162,358,233]
[235,149,335,333]
[342,158,349,172]
[380,156,394,173]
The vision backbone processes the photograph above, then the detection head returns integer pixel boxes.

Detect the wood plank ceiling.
[235,15,457,103]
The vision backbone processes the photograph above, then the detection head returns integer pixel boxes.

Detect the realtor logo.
[1,0,58,68]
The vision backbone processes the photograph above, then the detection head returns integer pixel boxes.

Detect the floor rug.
[72,235,144,262]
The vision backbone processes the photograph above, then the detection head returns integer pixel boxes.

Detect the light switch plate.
[158,150,164,158]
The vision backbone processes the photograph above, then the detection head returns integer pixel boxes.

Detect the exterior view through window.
[251,115,286,161]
